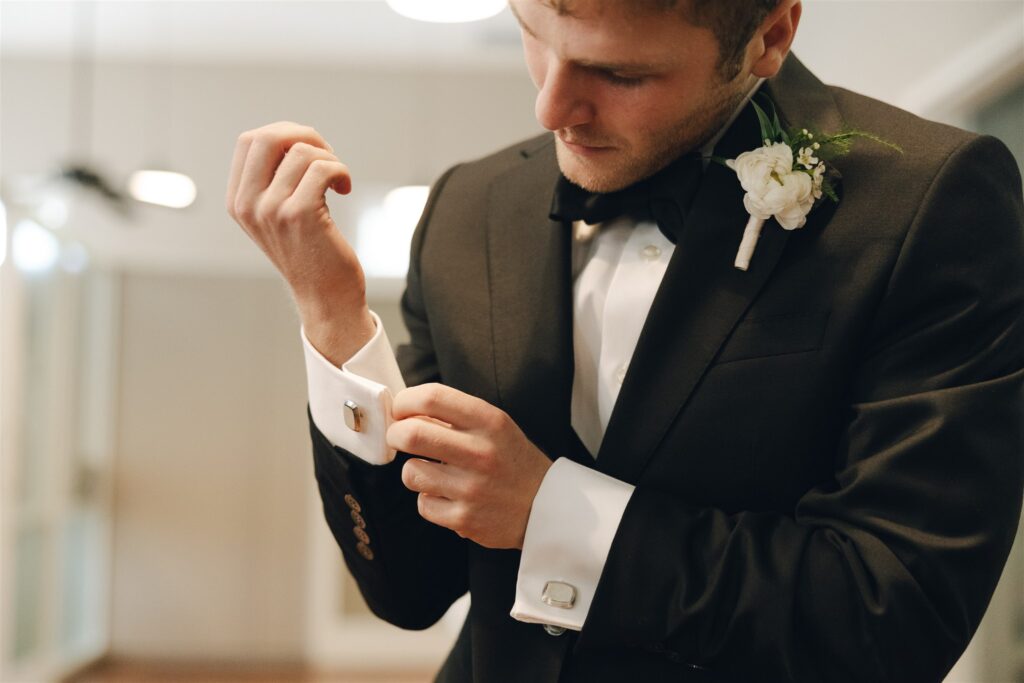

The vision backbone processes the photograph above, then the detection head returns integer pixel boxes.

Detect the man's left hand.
[386,383,553,550]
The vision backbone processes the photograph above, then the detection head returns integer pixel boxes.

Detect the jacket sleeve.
[309,164,469,630]
[575,134,1024,681]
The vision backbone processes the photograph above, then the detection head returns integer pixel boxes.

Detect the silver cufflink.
[344,400,363,432]
[541,580,576,609]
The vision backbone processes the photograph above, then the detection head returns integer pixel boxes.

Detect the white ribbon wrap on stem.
[734,214,765,271]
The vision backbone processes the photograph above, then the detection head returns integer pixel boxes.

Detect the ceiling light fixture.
[128,170,197,209]
[385,0,507,24]
[357,185,430,278]
[12,219,60,274]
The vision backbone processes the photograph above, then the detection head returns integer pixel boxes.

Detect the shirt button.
[640,244,661,261]
[543,624,566,636]
[614,364,628,385]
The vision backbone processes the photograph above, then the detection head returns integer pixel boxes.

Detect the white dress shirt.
[302,78,764,633]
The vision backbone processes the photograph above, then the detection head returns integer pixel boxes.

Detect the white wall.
[112,272,310,660]
[0,56,539,665]
[0,57,542,274]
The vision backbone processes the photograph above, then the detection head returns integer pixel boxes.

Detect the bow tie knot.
[549,150,703,244]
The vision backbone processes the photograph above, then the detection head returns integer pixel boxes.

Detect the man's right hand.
[226,121,376,366]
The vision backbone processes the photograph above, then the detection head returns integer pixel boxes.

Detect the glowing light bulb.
[12,219,59,274]
[386,0,506,23]
[128,170,197,209]
[357,185,430,278]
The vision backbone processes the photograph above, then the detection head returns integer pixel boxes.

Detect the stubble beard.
[555,81,748,194]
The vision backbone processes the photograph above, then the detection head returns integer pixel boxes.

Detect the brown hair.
[544,0,782,80]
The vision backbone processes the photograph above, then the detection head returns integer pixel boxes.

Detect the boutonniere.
[717,96,901,271]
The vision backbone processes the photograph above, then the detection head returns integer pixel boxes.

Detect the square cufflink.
[344,400,363,432]
[542,580,576,609]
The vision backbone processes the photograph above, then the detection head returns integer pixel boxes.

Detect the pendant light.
[128,4,196,209]
[385,0,507,24]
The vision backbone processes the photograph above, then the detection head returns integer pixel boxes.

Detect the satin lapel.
[486,137,575,462]
[592,55,845,483]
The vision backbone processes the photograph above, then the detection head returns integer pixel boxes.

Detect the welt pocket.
[713,311,830,364]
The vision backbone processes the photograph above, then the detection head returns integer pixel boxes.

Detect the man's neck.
[699,75,766,166]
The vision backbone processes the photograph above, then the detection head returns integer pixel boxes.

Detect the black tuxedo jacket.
[308,56,1024,682]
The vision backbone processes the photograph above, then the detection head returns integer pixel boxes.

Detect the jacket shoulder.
[449,132,554,181]
[828,85,990,162]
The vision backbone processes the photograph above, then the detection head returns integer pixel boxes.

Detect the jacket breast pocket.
[712,311,831,365]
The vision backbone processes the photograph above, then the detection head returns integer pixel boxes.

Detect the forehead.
[510,0,714,69]
[541,0,680,18]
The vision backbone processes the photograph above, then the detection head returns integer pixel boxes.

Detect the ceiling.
[2,0,1021,276]
[0,1,525,69]
[2,1,1021,105]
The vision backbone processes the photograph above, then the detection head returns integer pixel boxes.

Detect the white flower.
[812,162,826,200]
[797,146,818,169]
[727,142,815,230]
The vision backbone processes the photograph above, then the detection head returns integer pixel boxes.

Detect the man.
[226,0,1024,680]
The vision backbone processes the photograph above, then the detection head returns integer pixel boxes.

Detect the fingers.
[402,460,472,537]
[225,132,254,218]
[392,383,507,433]
[414,492,468,538]
[291,157,352,210]
[387,415,484,466]
[227,121,334,220]
[260,142,349,210]
[401,458,454,496]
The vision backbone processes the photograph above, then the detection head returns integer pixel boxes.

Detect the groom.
[226,0,1024,680]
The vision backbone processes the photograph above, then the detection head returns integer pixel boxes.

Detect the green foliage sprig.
[746,95,903,203]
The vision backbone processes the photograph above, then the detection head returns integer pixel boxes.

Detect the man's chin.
[554,138,639,194]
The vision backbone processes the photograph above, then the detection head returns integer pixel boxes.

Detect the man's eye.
[602,72,646,87]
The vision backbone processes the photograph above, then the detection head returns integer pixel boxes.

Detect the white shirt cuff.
[510,457,635,631]
[301,310,407,465]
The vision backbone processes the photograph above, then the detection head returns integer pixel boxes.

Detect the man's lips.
[559,136,615,155]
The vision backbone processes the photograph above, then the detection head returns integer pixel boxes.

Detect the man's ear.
[747,0,802,79]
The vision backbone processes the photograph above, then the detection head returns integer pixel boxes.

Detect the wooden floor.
[66,660,434,683]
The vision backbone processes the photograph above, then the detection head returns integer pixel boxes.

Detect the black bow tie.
[548,150,704,244]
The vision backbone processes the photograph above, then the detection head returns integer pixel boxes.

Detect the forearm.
[296,286,376,368]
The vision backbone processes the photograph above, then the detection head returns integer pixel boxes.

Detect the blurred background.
[0,1,1021,681]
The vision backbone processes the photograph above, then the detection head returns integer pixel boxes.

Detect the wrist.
[519,455,555,549]
[300,304,376,367]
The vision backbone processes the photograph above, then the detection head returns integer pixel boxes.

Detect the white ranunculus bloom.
[728,142,816,230]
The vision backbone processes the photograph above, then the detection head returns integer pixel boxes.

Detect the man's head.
[510,0,801,192]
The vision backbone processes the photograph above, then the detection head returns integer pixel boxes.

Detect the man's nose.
[534,61,592,132]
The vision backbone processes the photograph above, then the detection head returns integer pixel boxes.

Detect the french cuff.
[301,310,407,465]
[510,457,635,631]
